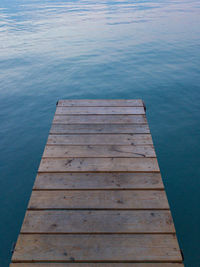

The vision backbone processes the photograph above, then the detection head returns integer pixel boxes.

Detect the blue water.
[0,0,200,265]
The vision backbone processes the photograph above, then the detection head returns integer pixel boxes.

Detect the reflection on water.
[0,0,200,266]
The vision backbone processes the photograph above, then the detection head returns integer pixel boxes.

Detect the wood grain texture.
[21,210,175,233]
[53,115,147,124]
[57,99,144,107]
[12,234,182,262]
[11,100,182,265]
[43,145,156,158]
[33,173,164,190]
[56,106,145,115]
[50,124,149,134]
[47,134,153,145]
[28,190,169,209]
[40,157,159,172]
[39,158,159,172]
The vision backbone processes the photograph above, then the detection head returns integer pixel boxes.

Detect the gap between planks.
[10,264,184,267]
[32,189,165,191]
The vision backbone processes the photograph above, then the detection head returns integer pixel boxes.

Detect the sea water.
[0,0,200,266]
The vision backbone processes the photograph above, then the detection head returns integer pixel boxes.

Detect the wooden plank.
[21,210,175,233]
[53,115,147,124]
[56,106,145,115]
[11,100,183,265]
[47,134,153,145]
[12,234,182,262]
[33,173,164,190]
[43,145,156,158]
[38,158,159,172]
[58,99,144,107]
[50,124,149,134]
[10,264,185,267]
[28,190,169,209]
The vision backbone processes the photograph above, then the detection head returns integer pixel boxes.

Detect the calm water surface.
[0,0,200,266]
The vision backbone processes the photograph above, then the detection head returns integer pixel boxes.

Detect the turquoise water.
[0,0,200,265]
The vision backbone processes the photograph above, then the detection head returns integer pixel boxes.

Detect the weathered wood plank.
[33,173,164,190]
[56,106,145,115]
[28,190,169,209]
[39,158,159,172]
[50,124,149,134]
[47,134,153,145]
[12,234,182,262]
[43,145,156,158]
[10,264,184,267]
[11,100,183,265]
[58,99,144,107]
[21,210,175,233]
[53,115,147,124]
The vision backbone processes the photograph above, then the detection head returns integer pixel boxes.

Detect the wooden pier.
[11,100,184,266]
